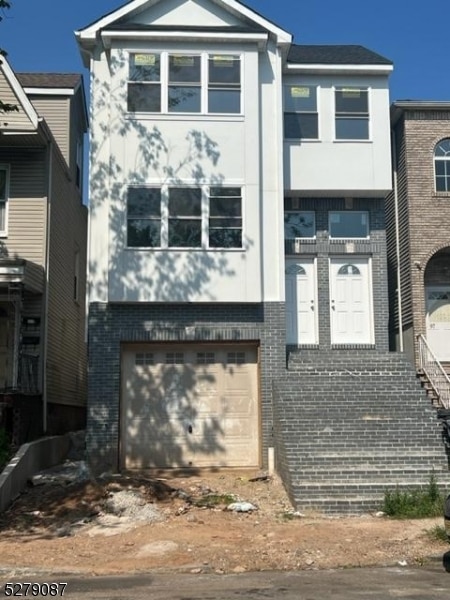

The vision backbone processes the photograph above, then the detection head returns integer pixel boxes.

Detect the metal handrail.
[417,334,450,410]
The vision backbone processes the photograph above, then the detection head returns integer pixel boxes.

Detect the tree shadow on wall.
[87,51,253,470]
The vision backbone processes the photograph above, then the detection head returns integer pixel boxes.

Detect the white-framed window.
[329,211,369,239]
[208,187,242,248]
[127,52,241,115]
[128,53,161,112]
[126,185,243,250]
[168,187,202,248]
[334,87,369,140]
[284,211,316,239]
[284,85,318,140]
[127,188,162,248]
[434,138,450,192]
[0,165,10,235]
[208,55,241,114]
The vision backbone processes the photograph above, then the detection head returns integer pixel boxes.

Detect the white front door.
[330,257,373,345]
[426,287,450,361]
[285,258,318,345]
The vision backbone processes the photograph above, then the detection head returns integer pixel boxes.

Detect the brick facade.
[387,104,450,366]
[87,301,285,472]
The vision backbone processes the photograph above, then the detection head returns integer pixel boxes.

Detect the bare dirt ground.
[0,468,448,576]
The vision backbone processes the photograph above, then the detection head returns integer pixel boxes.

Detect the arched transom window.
[338,264,361,276]
[435,139,450,192]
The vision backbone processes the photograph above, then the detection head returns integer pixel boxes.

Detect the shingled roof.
[288,45,392,66]
[16,73,82,90]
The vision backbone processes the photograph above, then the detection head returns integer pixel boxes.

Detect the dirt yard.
[0,468,448,576]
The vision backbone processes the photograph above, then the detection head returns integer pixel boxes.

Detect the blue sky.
[1,0,448,102]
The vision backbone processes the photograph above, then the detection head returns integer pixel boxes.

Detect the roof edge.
[0,57,39,129]
[75,0,292,45]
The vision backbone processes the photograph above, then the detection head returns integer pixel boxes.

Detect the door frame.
[425,285,450,361]
[285,256,318,345]
[329,256,374,345]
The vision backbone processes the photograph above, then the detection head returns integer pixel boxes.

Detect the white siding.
[283,74,392,195]
[89,39,285,303]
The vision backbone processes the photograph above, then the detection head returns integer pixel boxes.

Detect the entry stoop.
[272,351,450,514]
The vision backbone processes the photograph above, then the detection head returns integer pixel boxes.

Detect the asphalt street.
[1,560,450,600]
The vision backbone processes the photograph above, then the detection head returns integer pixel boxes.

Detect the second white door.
[330,257,374,345]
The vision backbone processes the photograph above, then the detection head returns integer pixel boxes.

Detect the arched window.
[338,264,361,276]
[434,139,450,192]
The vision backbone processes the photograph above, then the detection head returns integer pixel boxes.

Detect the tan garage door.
[121,344,259,469]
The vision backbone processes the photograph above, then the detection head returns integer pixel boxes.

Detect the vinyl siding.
[46,146,87,408]
[0,74,35,131]
[28,96,71,165]
[386,118,412,333]
[0,148,47,291]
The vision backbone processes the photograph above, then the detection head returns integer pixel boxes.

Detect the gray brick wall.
[87,301,285,472]
[286,197,389,352]
[274,349,449,513]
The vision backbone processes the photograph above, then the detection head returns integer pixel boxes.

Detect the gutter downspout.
[42,131,53,433]
[391,127,404,352]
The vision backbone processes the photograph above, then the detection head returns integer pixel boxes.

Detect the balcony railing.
[417,334,450,410]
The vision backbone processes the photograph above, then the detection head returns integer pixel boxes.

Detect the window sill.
[126,113,244,123]
[125,247,246,253]
[284,139,321,144]
[432,192,450,199]
[333,139,372,143]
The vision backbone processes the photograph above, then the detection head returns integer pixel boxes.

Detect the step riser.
[274,351,449,514]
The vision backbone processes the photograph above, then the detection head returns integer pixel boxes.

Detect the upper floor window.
[284,85,318,140]
[0,165,9,235]
[126,186,242,250]
[128,52,241,115]
[434,139,450,192]
[128,53,161,112]
[329,211,369,238]
[335,87,369,140]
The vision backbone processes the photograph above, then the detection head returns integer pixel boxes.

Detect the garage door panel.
[121,344,259,469]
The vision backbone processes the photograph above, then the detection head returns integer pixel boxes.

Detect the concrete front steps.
[273,351,450,514]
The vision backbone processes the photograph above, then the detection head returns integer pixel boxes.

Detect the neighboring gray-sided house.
[0,58,88,442]
[77,0,449,512]
[387,101,450,409]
